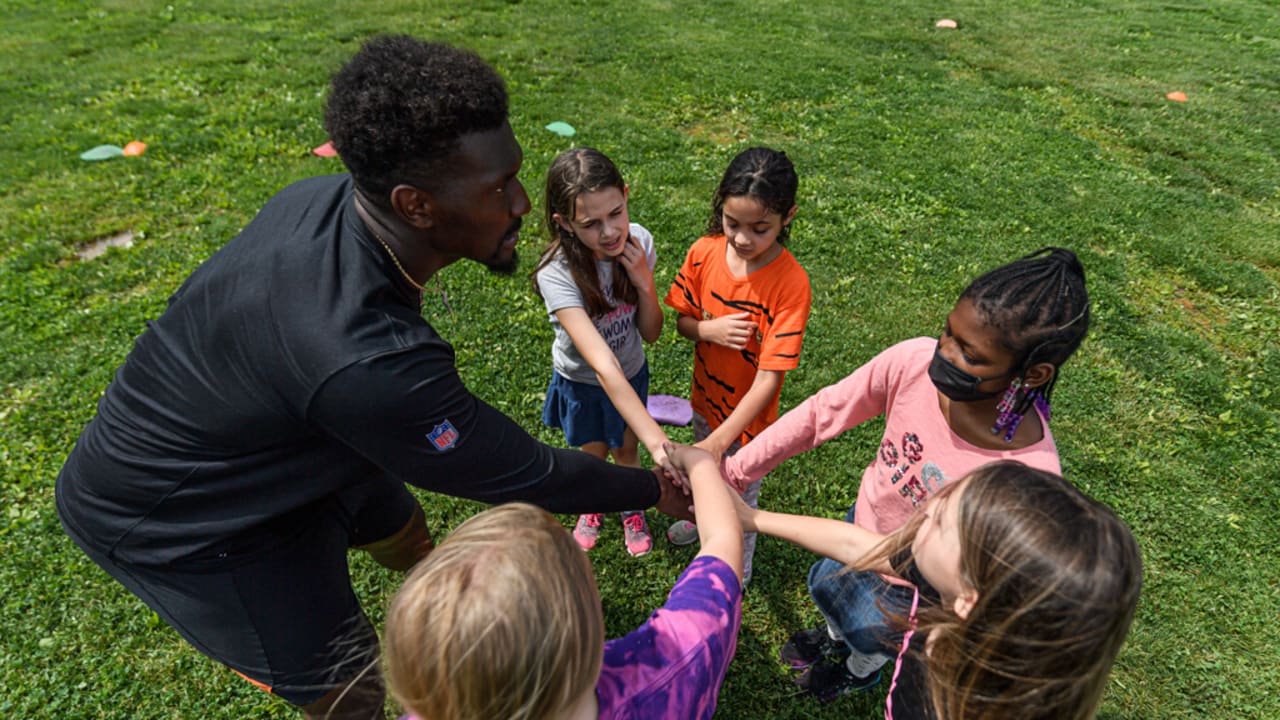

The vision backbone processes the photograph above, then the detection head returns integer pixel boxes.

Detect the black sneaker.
[779,624,846,669]
[794,656,881,703]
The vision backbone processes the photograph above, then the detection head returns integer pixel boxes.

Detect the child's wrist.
[705,433,729,455]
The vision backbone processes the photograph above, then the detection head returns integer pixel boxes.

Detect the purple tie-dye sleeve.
[595,556,743,720]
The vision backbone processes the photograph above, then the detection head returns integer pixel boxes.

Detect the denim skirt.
[542,362,649,449]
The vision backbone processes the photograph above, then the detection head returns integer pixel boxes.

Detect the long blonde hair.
[858,461,1142,720]
[384,503,604,720]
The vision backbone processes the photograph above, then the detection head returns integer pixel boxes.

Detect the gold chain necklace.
[370,230,453,313]
[372,232,426,292]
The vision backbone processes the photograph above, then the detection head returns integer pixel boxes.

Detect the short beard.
[485,249,519,276]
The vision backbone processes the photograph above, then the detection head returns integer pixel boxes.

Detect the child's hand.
[701,312,756,349]
[663,441,715,476]
[618,236,654,287]
[650,442,689,487]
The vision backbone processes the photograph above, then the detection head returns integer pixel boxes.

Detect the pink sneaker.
[574,513,603,551]
[621,511,652,557]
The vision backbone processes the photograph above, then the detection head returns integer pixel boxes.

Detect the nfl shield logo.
[427,420,459,451]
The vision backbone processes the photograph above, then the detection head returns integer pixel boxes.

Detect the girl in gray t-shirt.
[532,148,670,558]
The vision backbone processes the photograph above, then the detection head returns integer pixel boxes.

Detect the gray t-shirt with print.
[535,223,656,386]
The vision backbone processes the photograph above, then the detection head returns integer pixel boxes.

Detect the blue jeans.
[806,504,913,662]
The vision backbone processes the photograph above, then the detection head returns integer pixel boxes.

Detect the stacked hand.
[653,442,760,528]
[650,442,686,490]
[653,464,694,522]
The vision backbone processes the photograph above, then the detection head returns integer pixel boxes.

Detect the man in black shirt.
[56,36,686,719]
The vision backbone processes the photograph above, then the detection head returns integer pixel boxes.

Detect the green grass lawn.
[2,1,1277,718]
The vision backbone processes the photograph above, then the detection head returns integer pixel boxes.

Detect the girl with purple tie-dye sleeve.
[596,555,742,719]
[384,442,745,720]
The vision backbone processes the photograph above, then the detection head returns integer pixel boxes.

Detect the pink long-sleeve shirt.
[723,337,1061,536]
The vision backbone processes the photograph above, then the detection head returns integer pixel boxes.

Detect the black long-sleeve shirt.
[56,174,657,567]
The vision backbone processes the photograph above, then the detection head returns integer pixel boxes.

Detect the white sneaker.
[665,520,699,546]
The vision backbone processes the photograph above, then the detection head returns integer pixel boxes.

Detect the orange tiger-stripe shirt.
[665,234,812,446]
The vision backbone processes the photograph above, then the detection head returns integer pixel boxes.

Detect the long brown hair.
[532,147,638,317]
[857,461,1142,720]
[384,503,604,720]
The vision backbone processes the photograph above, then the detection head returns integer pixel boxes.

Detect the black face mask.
[928,345,1013,402]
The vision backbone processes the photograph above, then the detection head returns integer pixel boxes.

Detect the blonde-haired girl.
[385,443,744,720]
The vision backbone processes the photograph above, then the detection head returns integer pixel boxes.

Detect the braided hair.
[960,247,1090,405]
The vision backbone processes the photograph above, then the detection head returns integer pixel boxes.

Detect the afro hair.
[323,36,508,206]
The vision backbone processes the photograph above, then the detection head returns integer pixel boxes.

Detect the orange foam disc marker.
[1165,91,1187,102]
[312,141,337,157]
[935,18,958,28]
[123,141,147,156]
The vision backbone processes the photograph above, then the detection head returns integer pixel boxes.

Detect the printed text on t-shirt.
[880,432,947,506]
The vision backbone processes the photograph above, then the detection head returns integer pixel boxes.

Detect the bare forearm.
[676,313,702,342]
[703,370,783,453]
[668,445,745,581]
[558,307,667,454]
[635,285,663,343]
[691,465,744,580]
[597,369,668,454]
[750,509,891,573]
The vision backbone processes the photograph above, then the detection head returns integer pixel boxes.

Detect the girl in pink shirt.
[721,247,1091,701]
[732,460,1141,720]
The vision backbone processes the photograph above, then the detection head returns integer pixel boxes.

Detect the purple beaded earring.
[990,379,1053,442]
[991,378,1023,442]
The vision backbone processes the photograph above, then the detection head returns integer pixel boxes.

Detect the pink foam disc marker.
[935,18,958,28]
[312,141,337,157]
[1165,91,1187,102]
[647,395,693,427]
